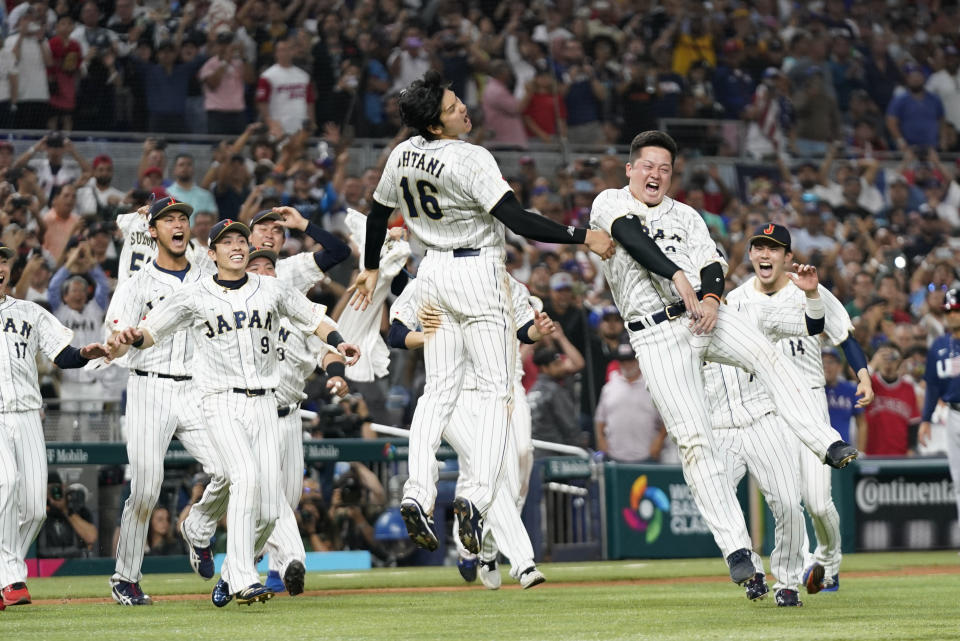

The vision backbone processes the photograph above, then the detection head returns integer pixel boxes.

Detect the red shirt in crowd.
[523,92,566,138]
[864,374,920,455]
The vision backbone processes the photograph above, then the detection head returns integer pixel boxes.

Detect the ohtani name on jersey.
[203,310,273,337]
[398,151,445,179]
[2,317,32,339]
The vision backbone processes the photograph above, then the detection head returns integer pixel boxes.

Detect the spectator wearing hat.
[200,31,249,136]
[388,30,434,94]
[4,11,52,130]
[139,165,167,200]
[166,154,218,219]
[76,155,125,219]
[482,60,528,149]
[528,343,586,455]
[543,271,588,353]
[926,44,960,135]
[822,347,867,445]
[256,34,315,136]
[886,63,946,152]
[594,342,666,463]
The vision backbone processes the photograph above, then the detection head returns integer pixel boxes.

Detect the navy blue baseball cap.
[749,223,792,252]
[250,209,283,227]
[247,246,278,266]
[148,196,193,225]
[209,219,250,246]
[0,243,14,259]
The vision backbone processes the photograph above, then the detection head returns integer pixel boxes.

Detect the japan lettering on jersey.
[590,188,726,320]
[140,274,326,393]
[105,261,205,377]
[0,297,73,411]
[374,136,512,251]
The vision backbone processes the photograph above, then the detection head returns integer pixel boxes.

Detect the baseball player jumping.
[387,274,549,589]
[104,197,231,606]
[351,71,614,556]
[107,220,359,607]
[0,243,109,609]
[588,130,857,588]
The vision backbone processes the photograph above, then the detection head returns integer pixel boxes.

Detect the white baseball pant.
[799,391,842,578]
[629,304,843,557]
[182,391,283,590]
[948,408,960,520]
[263,410,307,577]
[112,376,226,585]
[714,413,806,591]
[446,391,536,578]
[0,411,46,587]
[403,248,513,516]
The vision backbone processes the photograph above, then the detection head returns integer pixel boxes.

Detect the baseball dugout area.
[34,408,956,578]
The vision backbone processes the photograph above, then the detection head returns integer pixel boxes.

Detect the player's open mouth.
[645,181,660,194]
[171,232,185,246]
[229,251,245,263]
[758,262,773,278]
[262,239,275,249]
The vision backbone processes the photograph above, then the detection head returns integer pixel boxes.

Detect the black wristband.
[132,336,145,348]
[326,361,346,378]
[326,330,344,348]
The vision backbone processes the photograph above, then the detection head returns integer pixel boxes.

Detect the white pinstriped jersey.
[116,211,215,286]
[374,136,512,251]
[139,273,327,393]
[275,317,337,406]
[703,278,853,428]
[277,251,326,294]
[589,188,726,321]
[0,296,73,411]
[390,274,533,390]
[105,260,205,377]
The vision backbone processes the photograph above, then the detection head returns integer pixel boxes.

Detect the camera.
[66,488,86,514]
[337,472,363,507]
[48,483,63,500]
[153,138,168,151]
[11,195,31,209]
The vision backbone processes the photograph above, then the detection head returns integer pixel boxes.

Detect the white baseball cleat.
[479,559,501,590]
[519,567,546,589]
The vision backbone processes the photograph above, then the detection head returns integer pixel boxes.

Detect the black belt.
[951,402,960,412]
[627,302,686,331]
[133,369,192,382]
[277,402,301,418]
[453,248,481,257]
[232,387,273,397]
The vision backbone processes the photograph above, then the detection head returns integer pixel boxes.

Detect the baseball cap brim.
[0,245,14,259]
[250,210,283,226]
[209,220,250,245]
[748,233,789,248]
[149,201,194,224]
[248,247,278,265]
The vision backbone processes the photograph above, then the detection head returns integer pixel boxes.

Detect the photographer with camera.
[36,473,98,559]
[329,463,388,561]
[16,132,90,203]
[6,11,51,130]
[76,155,126,220]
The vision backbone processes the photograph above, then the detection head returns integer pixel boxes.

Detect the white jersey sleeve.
[389,280,420,330]
[821,285,854,346]
[508,275,534,329]
[35,303,74,359]
[373,146,401,208]
[274,278,328,334]
[105,275,144,330]
[464,145,512,213]
[140,285,201,344]
[277,252,325,294]
[589,188,629,235]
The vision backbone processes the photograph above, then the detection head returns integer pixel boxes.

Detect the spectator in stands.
[482,60,527,148]
[200,31,249,135]
[560,38,607,144]
[5,12,51,130]
[927,44,960,139]
[257,35,315,136]
[76,155,125,220]
[594,343,666,463]
[0,39,14,128]
[792,68,842,158]
[523,63,567,143]
[18,132,87,203]
[145,507,183,556]
[529,344,586,454]
[388,30,433,94]
[48,13,82,132]
[822,347,867,446]
[712,39,756,119]
[36,474,98,559]
[864,344,920,455]
[166,154,218,217]
[191,210,216,250]
[13,253,53,304]
[70,1,116,57]
[744,67,793,160]
[40,183,80,261]
[209,150,251,221]
[886,63,946,152]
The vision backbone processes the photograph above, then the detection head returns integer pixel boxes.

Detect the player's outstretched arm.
[489,192,614,258]
[316,321,361,365]
[321,351,350,398]
[53,343,108,369]
[527,309,556,342]
[114,326,155,349]
[348,269,379,311]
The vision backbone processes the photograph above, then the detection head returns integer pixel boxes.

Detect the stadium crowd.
[0,0,957,560]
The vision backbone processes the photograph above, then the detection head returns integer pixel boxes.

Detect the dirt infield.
[30,564,960,606]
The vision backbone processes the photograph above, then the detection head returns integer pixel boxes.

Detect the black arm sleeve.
[325,361,346,378]
[53,345,89,369]
[489,192,587,244]
[387,320,412,349]
[805,315,826,335]
[390,270,409,296]
[609,216,681,279]
[699,262,725,299]
[363,199,393,269]
[304,222,351,272]
[516,319,536,344]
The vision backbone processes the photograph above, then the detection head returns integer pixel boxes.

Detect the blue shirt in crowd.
[886,90,944,147]
[825,379,863,442]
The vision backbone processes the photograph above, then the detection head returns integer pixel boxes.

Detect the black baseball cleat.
[726,548,755,585]
[824,440,859,469]
[775,588,803,607]
[399,499,439,551]
[283,560,306,596]
[452,496,483,555]
[744,573,769,601]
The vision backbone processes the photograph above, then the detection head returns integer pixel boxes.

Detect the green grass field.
[3,552,958,641]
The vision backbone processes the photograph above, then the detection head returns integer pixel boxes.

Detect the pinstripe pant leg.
[740,415,806,591]
[0,415,20,587]
[13,411,45,581]
[203,392,261,590]
[113,376,179,583]
[630,321,752,557]
[798,394,841,575]
[443,398,475,560]
[265,413,306,574]
[512,396,534,508]
[705,307,842,459]
[488,415,535,580]
[251,395,283,555]
[711,428,760,574]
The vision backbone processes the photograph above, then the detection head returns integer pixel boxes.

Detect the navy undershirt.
[153,261,190,282]
[213,274,248,289]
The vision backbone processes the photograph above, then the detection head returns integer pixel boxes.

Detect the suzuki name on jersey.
[397,150,445,179]
[203,309,273,337]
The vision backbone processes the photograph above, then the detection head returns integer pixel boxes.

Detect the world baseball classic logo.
[622,475,670,543]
